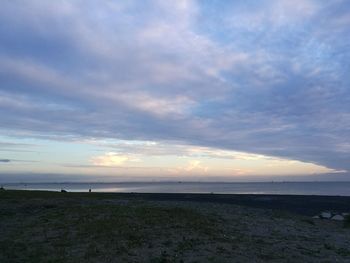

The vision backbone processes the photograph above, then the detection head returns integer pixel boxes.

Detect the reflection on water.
[3,182,350,196]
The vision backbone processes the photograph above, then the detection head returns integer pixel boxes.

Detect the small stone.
[342,212,349,217]
[312,215,320,219]
[321,212,332,219]
[331,215,344,221]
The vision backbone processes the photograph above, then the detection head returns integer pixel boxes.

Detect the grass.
[1,190,350,262]
[0,190,224,263]
[344,215,350,228]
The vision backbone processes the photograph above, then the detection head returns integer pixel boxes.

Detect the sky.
[0,0,350,182]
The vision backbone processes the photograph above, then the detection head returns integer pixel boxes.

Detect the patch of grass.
[324,243,334,250]
[301,218,315,226]
[343,215,350,228]
[337,247,350,257]
[176,238,195,252]
[0,196,222,263]
[258,252,278,260]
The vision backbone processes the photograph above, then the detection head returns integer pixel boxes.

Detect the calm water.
[3,182,350,196]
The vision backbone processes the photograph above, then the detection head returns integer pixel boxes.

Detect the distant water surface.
[3,182,350,196]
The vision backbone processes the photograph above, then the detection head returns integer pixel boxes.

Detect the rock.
[61,189,67,193]
[321,212,332,219]
[331,215,344,221]
[312,215,320,219]
[342,212,349,217]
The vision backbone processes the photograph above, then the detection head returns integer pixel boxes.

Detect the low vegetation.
[344,215,350,228]
[1,190,350,262]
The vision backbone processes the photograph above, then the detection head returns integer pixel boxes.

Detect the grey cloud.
[0,159,38,163]
[0,1,350,174]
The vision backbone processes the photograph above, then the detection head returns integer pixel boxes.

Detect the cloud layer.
[0,0,349,173]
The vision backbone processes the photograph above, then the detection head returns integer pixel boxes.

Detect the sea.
[2,181,350,196]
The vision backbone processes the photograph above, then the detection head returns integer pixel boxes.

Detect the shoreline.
[4,181,350,197]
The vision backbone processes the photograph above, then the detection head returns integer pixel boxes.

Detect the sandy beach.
[1,190,350,262]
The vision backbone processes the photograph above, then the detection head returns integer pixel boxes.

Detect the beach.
[1,190,350,262]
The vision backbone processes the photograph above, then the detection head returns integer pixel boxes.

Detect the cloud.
[185,160,208,172]
[83,140,338,177]
[90,152,128,166]
[115,92,195,118]
[0,0,349,175]
[90,152,140,167]
[167,159,209,175]
[82,139,283,161]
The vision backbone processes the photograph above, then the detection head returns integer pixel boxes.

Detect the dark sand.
[1,190,350,262]
[102,192,350,216]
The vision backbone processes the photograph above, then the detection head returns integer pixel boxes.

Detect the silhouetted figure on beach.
[89,188,91,193]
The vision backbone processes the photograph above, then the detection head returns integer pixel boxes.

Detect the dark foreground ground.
[1,190,350,262]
